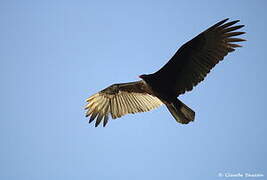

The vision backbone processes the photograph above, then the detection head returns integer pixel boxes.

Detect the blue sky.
[0,0,266,179]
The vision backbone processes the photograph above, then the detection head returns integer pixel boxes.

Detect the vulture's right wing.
[85,81,163,127]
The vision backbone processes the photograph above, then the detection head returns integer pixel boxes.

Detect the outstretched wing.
[154,18,246,95]
[85,81,163,127]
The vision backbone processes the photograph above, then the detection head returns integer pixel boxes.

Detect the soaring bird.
[85,18,245,127]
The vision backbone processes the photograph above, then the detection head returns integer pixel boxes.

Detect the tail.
[166,99,195,124]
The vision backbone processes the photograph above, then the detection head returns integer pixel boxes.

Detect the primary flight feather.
[85,18,245,127]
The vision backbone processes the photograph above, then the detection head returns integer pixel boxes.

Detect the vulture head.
[139,74,149,80]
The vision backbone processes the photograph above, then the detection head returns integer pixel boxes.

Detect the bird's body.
[85,18,245,127]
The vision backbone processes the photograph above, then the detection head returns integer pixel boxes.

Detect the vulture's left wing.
[155,18,246,96]
[85,81,163,127]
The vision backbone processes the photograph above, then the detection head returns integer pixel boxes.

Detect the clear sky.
[0,0,266,179]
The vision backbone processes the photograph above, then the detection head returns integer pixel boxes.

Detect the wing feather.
[85,81,163,127]
[117,95,126,115]
[128,94,140,112]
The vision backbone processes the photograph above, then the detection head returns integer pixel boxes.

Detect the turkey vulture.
[85,18,245,127]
